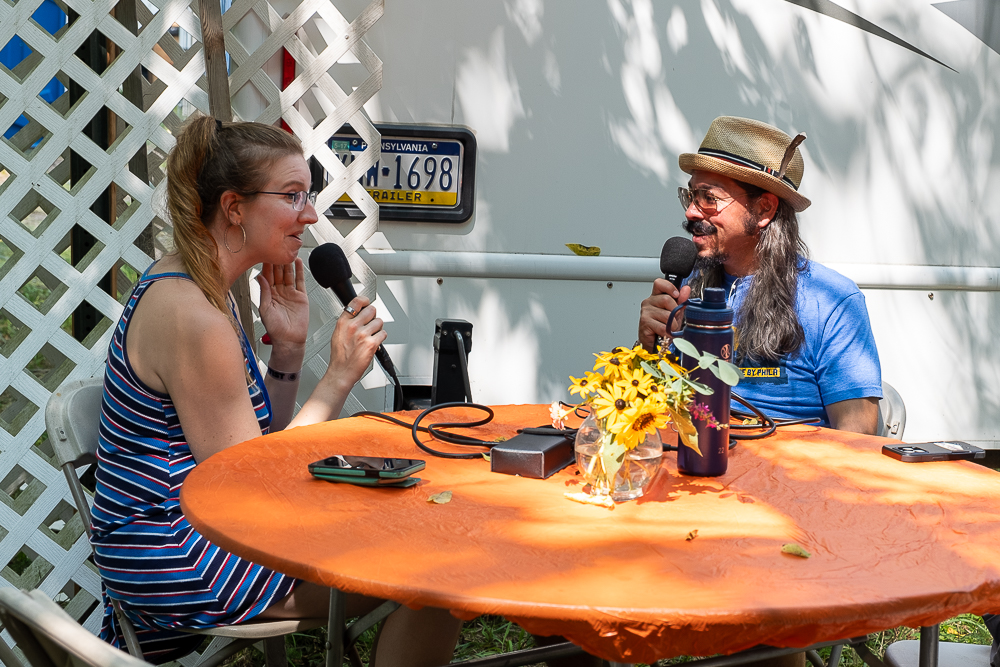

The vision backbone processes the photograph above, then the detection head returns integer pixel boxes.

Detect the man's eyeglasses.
[255,190,318,211]
[677,187,739,214]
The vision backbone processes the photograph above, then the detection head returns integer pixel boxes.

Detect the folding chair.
[883,626,990,667]
[878,381,907,440]
[44,379,329,667]
[0,587,150,667]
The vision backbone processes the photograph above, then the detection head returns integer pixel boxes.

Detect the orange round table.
[180,404,1000,664]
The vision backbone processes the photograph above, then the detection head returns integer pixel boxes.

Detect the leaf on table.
[685,529,699,541]
[427,491,453,504]
[482,452,491,462]
[566,243,601,256]
[564,492,615,509]
[781,543,811,558]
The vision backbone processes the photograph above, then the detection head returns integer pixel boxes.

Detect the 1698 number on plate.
[333,136,463,208]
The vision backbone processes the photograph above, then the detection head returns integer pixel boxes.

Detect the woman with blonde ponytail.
[89,116,462,665]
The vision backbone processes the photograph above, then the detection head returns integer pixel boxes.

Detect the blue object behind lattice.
[1,0,66,138]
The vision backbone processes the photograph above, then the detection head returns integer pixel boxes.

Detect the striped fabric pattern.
[91,269,297,662]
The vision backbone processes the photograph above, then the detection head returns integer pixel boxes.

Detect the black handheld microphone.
[308,243,402,408]
[660,236,698,286]
[654,237,698,353]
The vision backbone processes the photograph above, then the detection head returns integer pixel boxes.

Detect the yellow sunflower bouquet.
[557,343,733,501]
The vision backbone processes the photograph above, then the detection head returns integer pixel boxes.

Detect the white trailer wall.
[316,0,1000,447]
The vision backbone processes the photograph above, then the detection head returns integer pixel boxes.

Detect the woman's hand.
[287,296,387,427]
[257,259,310,354]
[327,296,387,387]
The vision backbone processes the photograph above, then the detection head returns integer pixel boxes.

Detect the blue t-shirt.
[721,260,882,426]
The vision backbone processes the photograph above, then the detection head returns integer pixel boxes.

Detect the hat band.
[698,148,798,191]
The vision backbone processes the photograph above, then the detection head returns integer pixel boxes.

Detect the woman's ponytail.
[166,116,230,318]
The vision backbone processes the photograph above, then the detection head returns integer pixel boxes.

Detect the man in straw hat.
[639,116,882,435]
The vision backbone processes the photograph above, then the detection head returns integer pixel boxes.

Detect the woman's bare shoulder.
[127,272,244,392]
[141,278,231,335]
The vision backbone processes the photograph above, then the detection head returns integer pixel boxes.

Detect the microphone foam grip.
[660,236,698,282]
[308,243,357,305]
[308,243,353,290]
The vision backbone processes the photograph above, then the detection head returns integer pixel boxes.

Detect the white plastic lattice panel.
[0,0,384,654]
[221,0,384,412]
[0,0,212,643]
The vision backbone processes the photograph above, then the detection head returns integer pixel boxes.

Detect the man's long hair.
[686,182,808,362]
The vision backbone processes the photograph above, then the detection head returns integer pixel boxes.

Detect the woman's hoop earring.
[224,224,246,253]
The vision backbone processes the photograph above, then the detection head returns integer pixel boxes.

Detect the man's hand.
[638,279,692,352]
[826,397,880,435]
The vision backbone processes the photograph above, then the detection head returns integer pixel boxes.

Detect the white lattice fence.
[0,0,382,654]
[221,0,384,409]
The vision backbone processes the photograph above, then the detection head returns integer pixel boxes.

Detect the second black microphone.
[307,243,398,380]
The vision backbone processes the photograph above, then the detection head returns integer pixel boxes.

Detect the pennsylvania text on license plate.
[332,136,463,208]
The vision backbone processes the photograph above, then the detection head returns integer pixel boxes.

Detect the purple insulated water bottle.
[670,287,734,477]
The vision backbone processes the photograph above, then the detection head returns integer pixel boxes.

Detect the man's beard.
[682,218,728,267]
[682,212,760,269]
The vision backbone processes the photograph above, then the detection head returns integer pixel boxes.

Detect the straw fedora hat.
[679,116,811,212]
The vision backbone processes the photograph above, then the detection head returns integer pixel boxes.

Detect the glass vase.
[574,411,663,502]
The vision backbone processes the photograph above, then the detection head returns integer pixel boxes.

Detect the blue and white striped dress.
[91,269,298,662]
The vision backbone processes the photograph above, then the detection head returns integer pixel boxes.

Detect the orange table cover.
[181,405,1000,663]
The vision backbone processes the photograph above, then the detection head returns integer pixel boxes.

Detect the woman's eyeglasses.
[677,187,739,214]
[255,190,318,211]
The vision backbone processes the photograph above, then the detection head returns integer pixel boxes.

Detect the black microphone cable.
[729,392,822,440]
[353,396,817,459]
[352,403,577,460]
[660,392,821,451]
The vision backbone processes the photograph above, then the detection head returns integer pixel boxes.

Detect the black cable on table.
[729,392,821,441]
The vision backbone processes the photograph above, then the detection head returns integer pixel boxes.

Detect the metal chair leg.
[326,589,346,667]
[263,636,288,667]
[195,637,259,667]
[918,626,939,667]
[347,644,364,667]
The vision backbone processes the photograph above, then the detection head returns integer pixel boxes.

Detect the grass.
[218,614,993,666]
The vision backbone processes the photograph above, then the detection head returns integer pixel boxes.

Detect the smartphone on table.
[308,456,425,487]
[882,441,985,462]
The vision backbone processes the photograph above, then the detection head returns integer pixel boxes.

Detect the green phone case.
[312,472,420,488]
[308,459,425,479]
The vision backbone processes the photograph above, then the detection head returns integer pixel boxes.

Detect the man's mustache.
[682,219,718,236]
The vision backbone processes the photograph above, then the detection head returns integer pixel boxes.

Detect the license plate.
[332,135,463,208]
